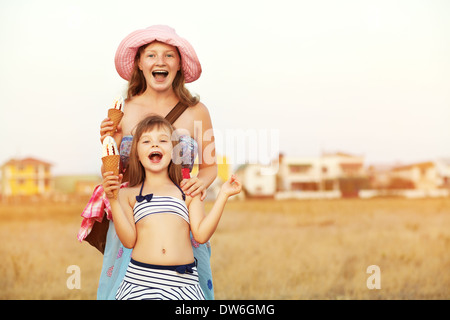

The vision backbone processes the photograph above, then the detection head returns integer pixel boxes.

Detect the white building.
[388,159,450,192]
[278,152,366,197]
[390,162,436,190]
[237,152,367,199]
[434,158,450,188]
[236,153,450,199]
[363,159,450,198]
[235,163,277,198]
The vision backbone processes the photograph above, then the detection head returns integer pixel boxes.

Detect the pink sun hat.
[115,25,202,83]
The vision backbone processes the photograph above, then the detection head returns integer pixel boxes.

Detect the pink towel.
[77,182,129,242]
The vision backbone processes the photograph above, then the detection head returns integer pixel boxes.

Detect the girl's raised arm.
[188,175,241,244]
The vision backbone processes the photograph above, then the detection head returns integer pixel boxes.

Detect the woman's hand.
[100,117,122,144]
[220,175,242,197]
[180,177,207,201]
[102,171,123,200]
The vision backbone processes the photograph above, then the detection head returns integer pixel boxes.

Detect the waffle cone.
[107,108,124,136]
[102,155,120,199]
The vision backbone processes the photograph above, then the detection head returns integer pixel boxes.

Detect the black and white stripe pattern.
[116,259,205,300]
[134,196,190,224]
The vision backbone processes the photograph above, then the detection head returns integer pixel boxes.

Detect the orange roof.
[392,161,434,171]
[322,151,363,158]
[2,157,53,168]
[340,163,363,169]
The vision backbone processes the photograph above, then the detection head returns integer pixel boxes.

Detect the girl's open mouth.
[149,151,163,163]
[152,70,169,82]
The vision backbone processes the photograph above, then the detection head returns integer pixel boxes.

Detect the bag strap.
[165,101,188,125]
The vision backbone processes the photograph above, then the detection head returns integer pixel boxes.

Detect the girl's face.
[137,126,173,173]
[138,41,181,93]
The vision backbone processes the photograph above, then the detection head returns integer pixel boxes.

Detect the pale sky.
[1,0,449,175]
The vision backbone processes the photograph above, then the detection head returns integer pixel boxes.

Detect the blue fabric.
[119,135,133,171]
[97,220,131,300]
[129,258,196,274]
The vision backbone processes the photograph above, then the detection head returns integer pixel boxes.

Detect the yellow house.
[1,157,53,197]
[191,155,230,182]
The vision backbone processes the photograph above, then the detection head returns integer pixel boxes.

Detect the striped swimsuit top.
[133,180,189,225]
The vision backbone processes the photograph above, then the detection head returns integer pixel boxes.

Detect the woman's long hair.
[127,43,200,107]
[127,115,183,188]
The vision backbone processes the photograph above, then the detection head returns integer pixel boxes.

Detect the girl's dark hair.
[128,115,182,187]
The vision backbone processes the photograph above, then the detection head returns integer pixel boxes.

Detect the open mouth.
[149,151,163,163]
[152,70,169,81]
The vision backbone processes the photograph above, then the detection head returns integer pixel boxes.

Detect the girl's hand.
[100,117,122,144]
[220,174,242,197]
[102,171,123,200]
[180,177,207,201]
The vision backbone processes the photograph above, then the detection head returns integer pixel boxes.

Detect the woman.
[98,25,217,299]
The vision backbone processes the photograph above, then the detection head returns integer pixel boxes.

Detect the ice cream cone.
[102,154,120,199]
[107,108,124,136]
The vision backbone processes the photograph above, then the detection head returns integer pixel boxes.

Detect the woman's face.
[138,41,181,93]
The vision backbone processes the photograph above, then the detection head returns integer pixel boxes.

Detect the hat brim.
[115,25,201,83]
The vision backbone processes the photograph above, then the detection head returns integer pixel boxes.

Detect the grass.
[0,197,449,299]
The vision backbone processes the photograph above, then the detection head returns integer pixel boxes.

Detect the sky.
[0,0,449,175]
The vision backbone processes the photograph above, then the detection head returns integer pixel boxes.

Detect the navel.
[162,248,166,254]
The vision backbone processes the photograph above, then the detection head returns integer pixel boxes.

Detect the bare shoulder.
[119,185,140,207]
[123,97,144,114]
[190,102,213,131]
[125,95,144,107]
[124,185,141,197]
[189,101,210,119]
[182,101,210,121]
[174,101,212,135]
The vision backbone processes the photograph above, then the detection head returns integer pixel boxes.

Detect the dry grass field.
[0,197,449,299]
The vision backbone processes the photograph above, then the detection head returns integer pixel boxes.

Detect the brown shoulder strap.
[165,102,188,125]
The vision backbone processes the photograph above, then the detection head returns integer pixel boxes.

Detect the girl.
[102,115,241,300]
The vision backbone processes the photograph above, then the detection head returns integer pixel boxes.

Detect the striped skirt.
[115,258,205,300]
